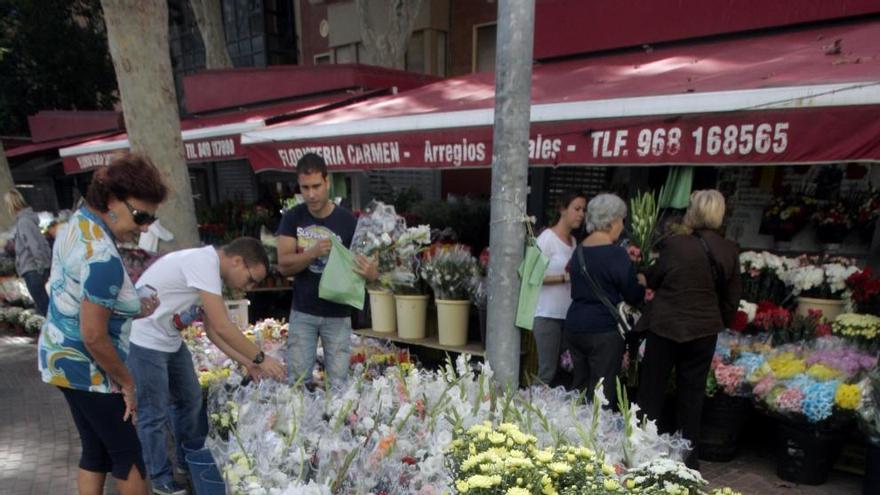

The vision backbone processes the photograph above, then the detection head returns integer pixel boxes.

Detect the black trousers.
[636,331,718,467]
[566,330,625,406]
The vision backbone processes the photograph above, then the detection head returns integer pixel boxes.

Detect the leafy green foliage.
[0,0,117,135]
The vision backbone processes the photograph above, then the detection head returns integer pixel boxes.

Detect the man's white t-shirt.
[130,246,223,352]
[534,228,576,320]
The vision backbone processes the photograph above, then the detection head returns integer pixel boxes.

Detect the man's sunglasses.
[123,200,158,226]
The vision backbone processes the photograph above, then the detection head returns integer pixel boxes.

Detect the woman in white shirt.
[533,191,587,385]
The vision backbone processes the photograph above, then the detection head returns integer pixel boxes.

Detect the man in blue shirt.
[276,153,377,387]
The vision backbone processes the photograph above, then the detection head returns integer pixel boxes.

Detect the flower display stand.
[774,419,845,485]
[395,294,428,339]
[368,290,396,334]
[435,299,470,346]
[698,394,751,462]
[796,297,845,321]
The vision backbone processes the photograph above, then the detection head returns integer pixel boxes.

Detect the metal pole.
[486,0,536,389]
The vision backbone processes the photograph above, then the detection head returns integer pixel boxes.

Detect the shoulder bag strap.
[693,231,726,302]
[576,246,628,337]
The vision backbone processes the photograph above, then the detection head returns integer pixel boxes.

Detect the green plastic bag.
[318,236,366,310]
[515,239,550,330]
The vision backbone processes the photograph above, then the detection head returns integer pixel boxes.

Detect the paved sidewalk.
[0,335,115,495]
[0,334,865,494]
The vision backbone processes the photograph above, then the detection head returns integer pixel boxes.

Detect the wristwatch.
[252,350,265,365]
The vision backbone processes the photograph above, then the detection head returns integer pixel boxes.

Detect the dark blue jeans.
[22,269,49,316]
[127,342,207,487]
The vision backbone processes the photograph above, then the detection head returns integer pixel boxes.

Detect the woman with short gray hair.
[564,193,645,403]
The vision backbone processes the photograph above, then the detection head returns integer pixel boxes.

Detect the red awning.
[6,131,124,159]
[242,18,880,171]
[58,91,378,174]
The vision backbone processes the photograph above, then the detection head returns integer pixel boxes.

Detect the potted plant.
[351,202,407,334]
[760,193,816,244]
[385,225,432,339]
[420,244,479,346]
[783,259,860,321]
[811,201,853,246]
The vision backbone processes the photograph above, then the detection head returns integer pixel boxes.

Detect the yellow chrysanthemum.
[834,383,861,410]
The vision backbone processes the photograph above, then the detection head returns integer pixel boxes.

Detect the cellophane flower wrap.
[201,347,715,495]
[708,331,771,398]
[420,244,480,300]
[382,225,432,295]
[350,201,407,290]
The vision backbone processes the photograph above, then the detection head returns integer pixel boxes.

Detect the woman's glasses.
[123,200,157,226]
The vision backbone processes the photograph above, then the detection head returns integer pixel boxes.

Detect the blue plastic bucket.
[199,468,227,495]
[185,449,221,495]
[182,436,207,455]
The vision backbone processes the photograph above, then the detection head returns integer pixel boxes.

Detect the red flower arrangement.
[847,267,880,314]
[730,311,750,332]
[753,301,792,332]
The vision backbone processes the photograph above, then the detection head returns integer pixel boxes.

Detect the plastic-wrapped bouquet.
[350,201,407,289]
[382,225,432,295]
[858,367,880,444]
[205,354,699,494]
[420,244,480,300]
[708,331,771,398]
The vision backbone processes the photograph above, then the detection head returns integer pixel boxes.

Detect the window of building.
[405,29,447,76]
[314,52,332,64]
[222,0,267,67]
[333,43,360,64]
[473,22,496,73]
[264,0,297,65]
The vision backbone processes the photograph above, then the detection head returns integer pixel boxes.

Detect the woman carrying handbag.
[636,190,742,470]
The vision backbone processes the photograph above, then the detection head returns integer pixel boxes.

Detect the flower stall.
[695,247,880,485]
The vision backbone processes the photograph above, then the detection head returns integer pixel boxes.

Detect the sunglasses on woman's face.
[123,200,157,226]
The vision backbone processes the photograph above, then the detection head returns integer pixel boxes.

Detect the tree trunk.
[0,143,15,230]
[486,0,535,389]
[190,0,233,69]
[100,0,200,250]
[355,0,423,69]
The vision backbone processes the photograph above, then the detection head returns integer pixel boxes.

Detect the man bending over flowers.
[128,237,285,495]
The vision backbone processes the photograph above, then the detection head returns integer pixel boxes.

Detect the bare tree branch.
[190,0,233,69]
